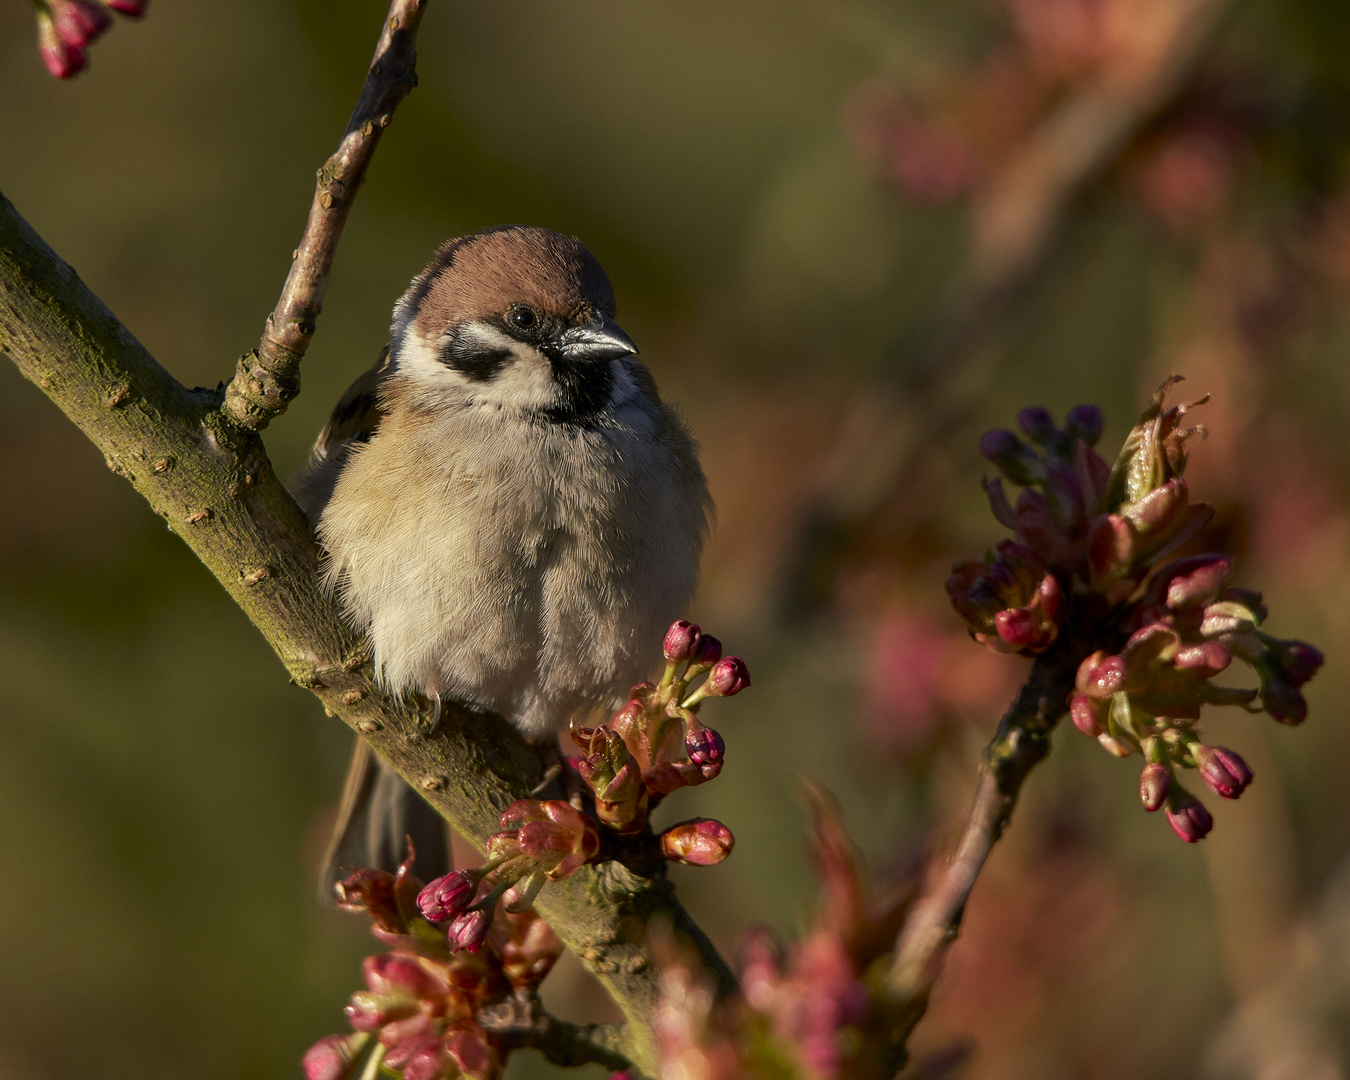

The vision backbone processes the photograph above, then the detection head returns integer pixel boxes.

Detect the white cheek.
[395,326,558,411]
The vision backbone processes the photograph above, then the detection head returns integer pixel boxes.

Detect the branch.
[221,0,427,432]
[0,133,729,1080]
[479,997,631,1072]
[885,642,1079,1044]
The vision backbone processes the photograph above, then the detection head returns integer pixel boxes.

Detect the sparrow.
[292,225,710,893]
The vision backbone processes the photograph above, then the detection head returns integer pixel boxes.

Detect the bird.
[291,225,710,895]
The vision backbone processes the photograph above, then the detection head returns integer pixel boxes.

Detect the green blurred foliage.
[3,2,1350,1079]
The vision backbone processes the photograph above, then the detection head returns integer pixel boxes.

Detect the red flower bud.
[36,10,86,78]
[1166,792,1213,843]
[362,953,443,998]
[1139,762,1170,811]
[660,818,735,865]
[1195,745,1253,799]
[446,907,492,953]
[707,656,751,697]
[104,0,148,14]
[50,0,111,47]
[1069,692,1105,737]
[303,1035,360,1080]
[686,726,725,765]
[691,633,723,666]
[662,620,701,662]
[416,870,479,923]
[1076,651,1126,698]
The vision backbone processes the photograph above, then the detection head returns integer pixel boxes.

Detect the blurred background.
[2,0,1350,1077]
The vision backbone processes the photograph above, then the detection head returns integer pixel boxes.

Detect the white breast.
[317,360,706,736]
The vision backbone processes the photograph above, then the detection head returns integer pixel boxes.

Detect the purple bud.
[416,870,478,923]
[446,907,493,953]
[104,0,148,14]
[1139,762,1170,811]
[662,620,701,662]
[1195,745,1253,800]
[1263,679,1308,725]
[1274,640,1324,687]
[1017,407,1057,444]
[1166,793,1213,843]
[707,656,751,697]
[979,429,1040,486]
[1065,404,1104,446]
[691,633,723,666]
[686,726,725,765]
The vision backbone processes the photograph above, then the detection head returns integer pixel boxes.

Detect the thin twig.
[222,0,428,431]
[886,643,1079,1046]
[479,997,631,1071]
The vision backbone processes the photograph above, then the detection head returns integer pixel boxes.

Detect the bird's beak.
[554,313,639,362]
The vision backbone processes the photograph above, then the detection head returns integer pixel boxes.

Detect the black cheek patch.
[440,327,512,382]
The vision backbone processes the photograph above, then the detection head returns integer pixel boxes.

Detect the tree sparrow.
[292,225,710,890]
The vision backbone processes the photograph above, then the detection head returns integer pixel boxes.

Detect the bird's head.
[388,225,639,423]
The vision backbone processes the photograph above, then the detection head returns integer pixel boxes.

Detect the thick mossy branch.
[0,189,731,1075]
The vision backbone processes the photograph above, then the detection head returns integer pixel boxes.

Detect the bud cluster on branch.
[311,621,751,1079]
[948,379,1323,841]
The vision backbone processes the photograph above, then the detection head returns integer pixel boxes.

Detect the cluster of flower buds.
[408,620,748,959]
[653,795,914,1080]
[33,0,146,79]
[951,379,1322,842]
[307,844,561,1080]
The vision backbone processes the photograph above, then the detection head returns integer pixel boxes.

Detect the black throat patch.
[542,354,614,425]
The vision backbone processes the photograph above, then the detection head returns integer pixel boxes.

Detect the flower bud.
[1262,679,1308,725]
[660,819,735,865]
[662,620,701,662]
[1017,407,1057,445]
[706,656,751,697]
[1165,791,1213,843]
[1139,762,1170,811]
[344,989,414,1032]
[1076,651,1126,698]
[691,633,723,666]
[445,1028,498,1080]
[1270,638,1324,686]
[416,870,480,923]
[1069,692,1104,737]
[1065,404,1104,446]
[384,1035,449,1080]
[36,10,86,78]
[1194,745,1252,799]
[686,726,725,765]
[1173,640,1231,677]
[446,907,492,953]
[362,953,442,998]
[50,0,111,47]
[104,0,148,14]
[303,1034,361,1080]
[979,429,1041,485]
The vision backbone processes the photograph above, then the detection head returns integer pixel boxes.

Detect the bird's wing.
[290,346,392,520]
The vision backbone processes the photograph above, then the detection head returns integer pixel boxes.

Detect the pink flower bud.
[303,1035,359,1080]
[50,0,111,47]
[1155,554,1232,609]
[416,870,479,923]
[362,953,442,998]
[1173,640,1231,677]
[445,1028,497,1080]
[660,819,735,865]
[1065,404,1103,446]
[384,1035,449,1080]
[686,726,725,765]
[1166,792,1213,842]
[662,620,701,662]
[1017,406,1056,444]
[104,0,148,14]
[36,10,86,78]
[446,907,492,953]
[691,633,723,666]
[345,989,414,1032]
[1076,651,1126,698]
[1139,762,1170,811]
[1069,692,1104,737]
[1195,745,1253,800]
[707,656,751,696]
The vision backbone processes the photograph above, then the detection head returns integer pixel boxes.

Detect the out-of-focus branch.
[885,644,1078,1044]
[221,0,427,432]
[779,0,1241,618]
[479,1000,630,1072]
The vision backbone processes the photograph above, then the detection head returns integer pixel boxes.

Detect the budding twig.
[222,0,429,431]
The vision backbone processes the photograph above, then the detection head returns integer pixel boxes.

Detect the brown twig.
[221,0,428,432]
[478,996,631,1071]
[885,643,1079,1045]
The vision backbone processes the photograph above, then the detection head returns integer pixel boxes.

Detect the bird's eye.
[507,306,538,330]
